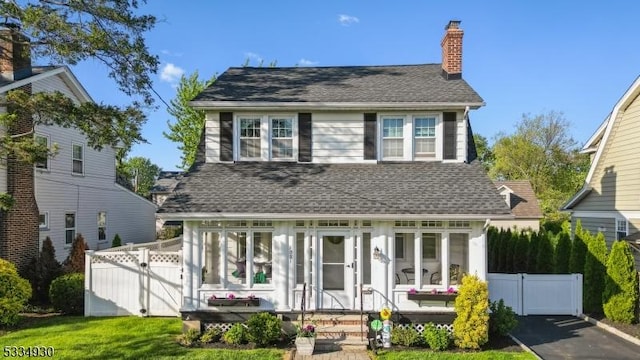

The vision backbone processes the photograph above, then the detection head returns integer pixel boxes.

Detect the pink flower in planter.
[431,288,438,294]
[408,288,417,295]
[447,287,456,294]
[227,293,235,299]
[208,294,217,300]
[247,294,256,300]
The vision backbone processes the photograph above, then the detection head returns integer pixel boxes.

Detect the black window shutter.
[364,113,377,160]
[219,112,233,162]
[443,112,457,160]
[298,113,312,162]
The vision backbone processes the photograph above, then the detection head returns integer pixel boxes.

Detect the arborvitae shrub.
[569,220,587,274]
[49,273,84,315]
[536,231,554,274]
[584,232,607,314]
[487,227,498,273]
[453,274,489,349]
[26,237,62,304]
[527,232,540,273]
[603,241,639,324]
[500,229,513,273]
[112,234,122,248]
[554,231,571,274]
[513,232,529,273]
[63,234,89,274]
[0,259,32,326]
[246,312,282,347]
[505,230,519,273]
[391,325,421,347]
[493,229,504,272]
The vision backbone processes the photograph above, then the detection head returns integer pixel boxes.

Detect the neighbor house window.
[239,117,261,159]
[98,211,107,241]
[382,117,404,158]
[414,117,436,158]
[34,134,50,170]
[72,143,84,174]
[65,213,76,244]
[39,212,49,230]
[271,117,293,159]
[616,219,628,240]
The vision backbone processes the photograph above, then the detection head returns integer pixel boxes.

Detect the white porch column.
[441,231,450,288]
[303,230,312,310]
[273,222,289,310]
[182,221,195,310]
[470,222,487,281]
[381,222,392,308]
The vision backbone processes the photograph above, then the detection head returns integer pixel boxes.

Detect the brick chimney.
[441,20,463,80]
[0,25,32,82]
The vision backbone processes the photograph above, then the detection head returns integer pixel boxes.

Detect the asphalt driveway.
[511,316,640,360]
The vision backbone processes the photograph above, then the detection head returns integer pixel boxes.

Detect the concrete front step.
[298,313,366,326]
[314,338,369,351]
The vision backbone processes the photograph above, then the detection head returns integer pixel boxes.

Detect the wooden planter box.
[407,293,457,306]
[207,298,260,307]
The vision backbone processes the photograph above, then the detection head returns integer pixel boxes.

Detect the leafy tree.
[584,232,607,314]
[490,111,589,217]
[164,71,216,170]
[569,220,588,274]
[473,134,494,171]
[63,234,89,274]
[536,231,554,273]
[554,230,571,274]
[603,241,639,324]
[119,156,161,197]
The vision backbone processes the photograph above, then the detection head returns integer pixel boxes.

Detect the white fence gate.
[488,273,583,316]
[85,248,182,317]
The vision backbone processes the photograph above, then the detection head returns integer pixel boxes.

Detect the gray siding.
[573,216,616,246]
[575,95,640,211]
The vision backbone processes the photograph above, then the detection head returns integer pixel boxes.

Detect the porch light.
[373,246,381,261]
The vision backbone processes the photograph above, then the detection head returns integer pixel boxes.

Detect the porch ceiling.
[158,161,511,218]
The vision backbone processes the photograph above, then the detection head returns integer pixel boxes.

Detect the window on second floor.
[72,143,84,175]
[34,134,50,170]
[236,115,296,161]
[380,115,441,161]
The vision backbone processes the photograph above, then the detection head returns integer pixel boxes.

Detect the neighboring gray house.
[157,21,511,318]
[493,180,543,231]
[0,29,157,263]
[151,171,183,232]
[564,75,640,251]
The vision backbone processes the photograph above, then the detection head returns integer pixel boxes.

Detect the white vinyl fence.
[488,273,583,316]
[85,248,182,317]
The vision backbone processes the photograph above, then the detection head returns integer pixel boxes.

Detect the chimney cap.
[445,20,461,30]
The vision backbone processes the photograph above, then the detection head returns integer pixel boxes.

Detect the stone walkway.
[294,349,370,360]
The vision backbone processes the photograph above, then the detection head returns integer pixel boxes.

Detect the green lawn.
[0,316,284,360]
[374,349,536,360]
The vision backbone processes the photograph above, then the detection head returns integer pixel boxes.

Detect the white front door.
[318,231,354,309]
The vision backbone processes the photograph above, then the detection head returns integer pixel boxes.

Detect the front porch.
[180,218,487,314]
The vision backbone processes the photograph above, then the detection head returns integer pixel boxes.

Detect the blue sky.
[65,1,640,171]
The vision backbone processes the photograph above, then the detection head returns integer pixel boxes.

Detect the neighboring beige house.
[493,180,542,231]
[563,75,640,248]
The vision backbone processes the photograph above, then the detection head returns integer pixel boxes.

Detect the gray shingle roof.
[151,171,184,194]
[158,161,510,217]
[192,64,483,104]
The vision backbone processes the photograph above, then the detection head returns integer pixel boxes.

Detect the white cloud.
[160,63,185,84]
[161,49,183,57]
[298,58,319,66]
[338,14,359,26]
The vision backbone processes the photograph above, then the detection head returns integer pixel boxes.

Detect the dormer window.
[414,117,436,158]
[379,114,441,161]
[236,115,297,161]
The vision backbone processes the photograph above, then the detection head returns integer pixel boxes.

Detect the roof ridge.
[228,63,442,70]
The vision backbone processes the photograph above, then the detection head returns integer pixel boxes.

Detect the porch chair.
[429,264,461,285]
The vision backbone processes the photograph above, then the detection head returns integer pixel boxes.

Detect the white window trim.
[39,211,49,230]
[34,133,50,171]
[219,229,275,290]
[234,114,298,161]
[378,113,442,161]
[71,142,85,175]
[616,218,628,240]
[65,212,76,245]
[98,211,107,242]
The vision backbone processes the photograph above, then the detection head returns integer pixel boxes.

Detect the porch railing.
[360,283,364,341]
[301,282,307,328]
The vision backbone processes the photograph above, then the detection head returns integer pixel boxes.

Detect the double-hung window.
[237,115,296,161]
[382,118,404,159]
[34,134,50,170]
[72,143,84,175]
[65,213,76,244]
[414,116,436,158]
[616,219,628,240]
[98,211,107,241]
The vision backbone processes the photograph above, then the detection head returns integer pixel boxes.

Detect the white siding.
[32,73,156,260]
[205,112,220,163]
[312,113,364,163]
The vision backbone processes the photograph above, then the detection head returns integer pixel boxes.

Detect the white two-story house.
[0,27,156,265]
[157,21,511,320]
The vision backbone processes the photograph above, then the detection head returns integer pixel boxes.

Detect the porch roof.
[157,161,512,219]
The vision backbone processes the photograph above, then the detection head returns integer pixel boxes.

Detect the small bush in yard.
[489,299,518,336]
[246,312,282,346]
[453,274,489,349]
[603,240,639,324]
[199,327,222,344]
[63,234,89,274]
[112,234,122,248]
[223,323,247,345]
[49,273,84,315]
[391,325,420,346]
[177,328,200,347]
[0,259,32,326]
[423,323,451,351]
